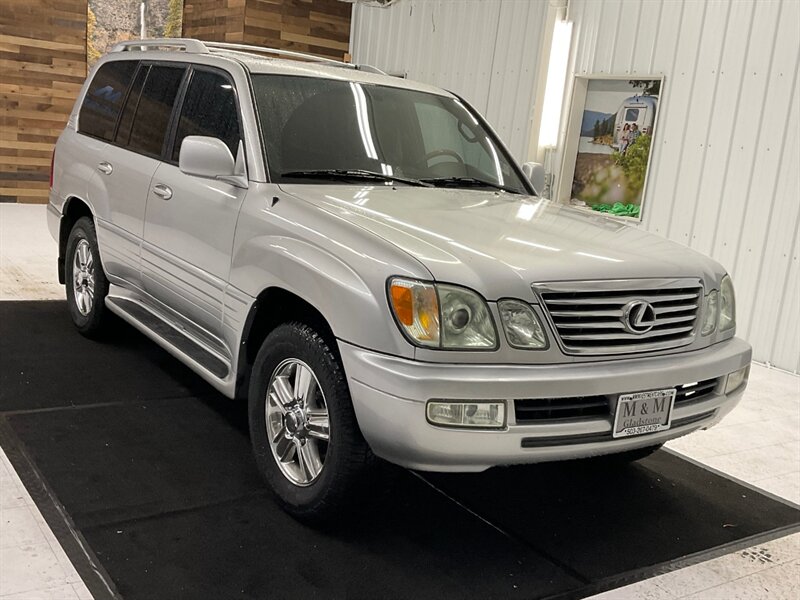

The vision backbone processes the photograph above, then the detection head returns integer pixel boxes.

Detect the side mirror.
[179,135,237,181]
[522,162,546,196]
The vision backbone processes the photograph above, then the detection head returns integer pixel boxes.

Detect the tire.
[65,216,110,337]
[248,322,374,522]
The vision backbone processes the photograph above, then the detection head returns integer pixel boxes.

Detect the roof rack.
[111,39,210,53]
[203,41,354,68]
[109,38,386,75]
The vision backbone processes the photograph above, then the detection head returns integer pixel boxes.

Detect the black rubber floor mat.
[0,301,210,410]
[1,301,798,600]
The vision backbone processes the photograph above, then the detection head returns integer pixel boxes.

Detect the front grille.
[519,409,718,447]
[514,396,609,422]
[675,378,719,404]
[535,279,703,355]
[514,376,720,424]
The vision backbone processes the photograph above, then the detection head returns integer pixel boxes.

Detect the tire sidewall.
[65,217,108,334]
[248,323,359,515]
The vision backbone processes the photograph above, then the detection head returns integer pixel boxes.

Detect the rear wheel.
[248,322,374,522]
[65,217,110,337]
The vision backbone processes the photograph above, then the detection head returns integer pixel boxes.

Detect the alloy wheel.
[72,239,95,316]
[265,358,330,486]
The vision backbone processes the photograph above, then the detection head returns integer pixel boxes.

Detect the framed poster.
[557,76,663,221]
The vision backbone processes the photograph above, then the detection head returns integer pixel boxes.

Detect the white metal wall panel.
[350,0,798,372]
[350,0,548,160]
[564,0,800,372]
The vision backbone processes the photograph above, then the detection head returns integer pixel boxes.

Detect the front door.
[142,67,246,339]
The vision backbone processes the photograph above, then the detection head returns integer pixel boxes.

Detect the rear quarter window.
[79,61,139,141]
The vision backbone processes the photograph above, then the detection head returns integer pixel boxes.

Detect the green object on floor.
[591,202,640,217]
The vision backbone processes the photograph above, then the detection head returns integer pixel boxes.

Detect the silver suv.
[48,39,751,520]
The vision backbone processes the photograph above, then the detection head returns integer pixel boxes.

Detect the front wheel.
[65,217,110,337]
[248,322,374,522]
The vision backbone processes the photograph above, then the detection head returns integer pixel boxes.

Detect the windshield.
[251,75,529,194]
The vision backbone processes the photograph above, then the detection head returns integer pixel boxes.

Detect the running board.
[106,296,230,379]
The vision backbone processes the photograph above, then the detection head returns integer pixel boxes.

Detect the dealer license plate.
[613,388,676,438]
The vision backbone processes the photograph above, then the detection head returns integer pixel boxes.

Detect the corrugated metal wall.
[563,0,800,372]
[350,0,799,373]
[350,0,548,160]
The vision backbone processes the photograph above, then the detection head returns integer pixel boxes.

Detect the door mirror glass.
[522,161,546,196]
[179,136,236,179]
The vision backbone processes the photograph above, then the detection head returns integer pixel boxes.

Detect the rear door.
[78,59,142,284]
[142,66,247,337]
[80,61,187,288]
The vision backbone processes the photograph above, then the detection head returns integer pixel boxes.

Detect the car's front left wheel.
[248,322,374,522]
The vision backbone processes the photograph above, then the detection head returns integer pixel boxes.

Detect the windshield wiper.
[420,176,521,194]
[281,169,432,187]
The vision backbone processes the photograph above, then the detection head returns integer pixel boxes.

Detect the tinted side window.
[127,65,186,157]
[115,65,149,147]
[79,61,138,141]
[172,70,241,162]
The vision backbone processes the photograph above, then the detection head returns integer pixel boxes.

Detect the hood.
[279,184,725,301]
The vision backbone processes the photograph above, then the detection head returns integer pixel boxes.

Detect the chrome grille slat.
[558,321,627,329]
[542,292,699,305]
[535,279,703,355]
[550,309,623,318]
[556,314,696,329]
[560,325,695,340]
[655,304,698,314]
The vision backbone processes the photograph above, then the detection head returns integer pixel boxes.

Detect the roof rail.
[108,38,387,75]
[111,39,209,54]
[203,41,354,68]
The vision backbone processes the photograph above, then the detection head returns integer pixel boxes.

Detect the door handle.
[97,161,113,175]
[152,184,173,200]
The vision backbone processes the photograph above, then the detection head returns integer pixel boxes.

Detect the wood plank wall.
[0,0,349,203]
[0,0,88,203]
[182,0,247,43]
[183,0,351,61]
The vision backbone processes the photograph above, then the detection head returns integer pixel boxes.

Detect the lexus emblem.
[622,300,656,334]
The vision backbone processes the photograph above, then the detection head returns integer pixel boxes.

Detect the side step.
[106,296,230,379]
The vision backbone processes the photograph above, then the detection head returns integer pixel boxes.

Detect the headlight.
[497,299,548,349]
[719,275,736,333]
[701,290,718,335]
[388,278,497,349]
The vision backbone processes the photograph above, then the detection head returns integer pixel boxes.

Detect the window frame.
[77,59,141,144]
[121,60,190,161]
[164,64,246,168]
[77,59,189,161]
[112,62,149,148]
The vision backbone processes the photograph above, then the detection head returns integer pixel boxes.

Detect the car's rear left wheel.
[65,217,110,337]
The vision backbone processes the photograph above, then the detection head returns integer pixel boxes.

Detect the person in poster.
[571,79,660,218]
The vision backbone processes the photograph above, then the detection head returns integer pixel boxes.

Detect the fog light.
[426,401,505,428]
[724,365,750,394]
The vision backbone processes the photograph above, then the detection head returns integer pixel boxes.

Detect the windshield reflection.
[252,75,528,194]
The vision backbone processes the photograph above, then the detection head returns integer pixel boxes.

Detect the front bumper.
[339,337,752,472]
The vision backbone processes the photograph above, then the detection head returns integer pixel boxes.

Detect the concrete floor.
[1,203,798,599]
